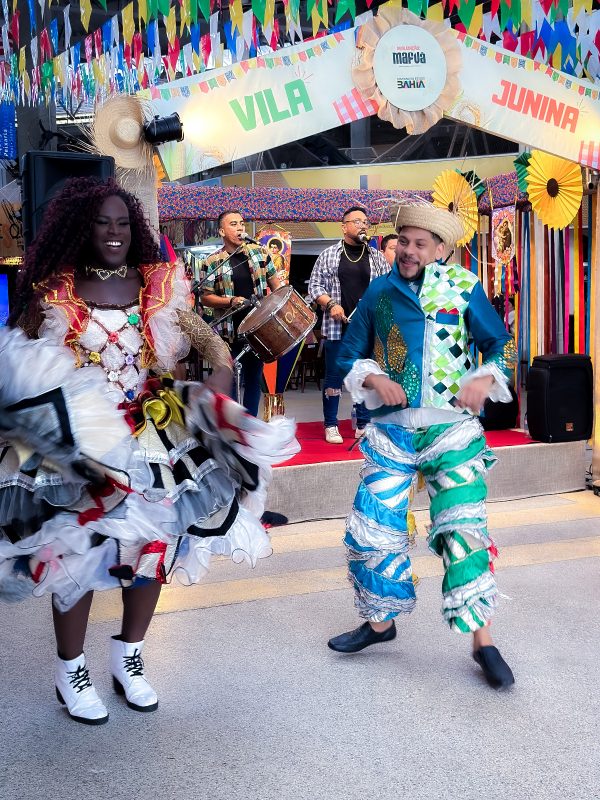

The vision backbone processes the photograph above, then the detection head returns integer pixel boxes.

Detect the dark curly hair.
[10,176,162,326]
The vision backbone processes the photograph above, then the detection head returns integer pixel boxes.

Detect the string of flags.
[0,0,597,107]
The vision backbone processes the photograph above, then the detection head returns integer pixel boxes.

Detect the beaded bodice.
[78,304,147,401]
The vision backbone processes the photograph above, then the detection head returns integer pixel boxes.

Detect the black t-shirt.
[338,243,371,317]
[230,251,255,336]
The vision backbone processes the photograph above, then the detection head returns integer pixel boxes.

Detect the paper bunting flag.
[27,0,35,34]
[30,35,38,69]
[39,27,51,61]
[80,0,92,32]
[122,3,135,44]
[18,46,25,76]
[96,0,107,10]
[165,10,177,44]
[526,150,583,230]
[157,0,171,16]
[111,15,119,45]
[94,28,102,58]
[251,0,266,25]
[9,11,19,49]
[49,18,58,54]
[1,26,10,60]
[84,34,92,63]
[138,0,148,26]
[230,0,243,33]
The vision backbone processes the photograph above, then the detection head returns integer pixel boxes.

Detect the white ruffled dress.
[0,265,298,611]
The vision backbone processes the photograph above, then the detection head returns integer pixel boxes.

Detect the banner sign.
[143,25,600,180]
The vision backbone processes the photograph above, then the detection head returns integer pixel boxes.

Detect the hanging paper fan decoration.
[431,170,478,247]
[460,170,486,199]
[525,151,583,230]
[513,152,531,194]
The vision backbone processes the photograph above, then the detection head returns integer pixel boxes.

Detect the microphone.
[358,233,369,244]
[241,232,260,245]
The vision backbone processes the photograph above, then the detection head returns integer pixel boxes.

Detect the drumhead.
[238,285,294,335]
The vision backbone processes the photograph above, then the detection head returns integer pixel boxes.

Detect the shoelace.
[123,649,145,677]
[67,664,93,693]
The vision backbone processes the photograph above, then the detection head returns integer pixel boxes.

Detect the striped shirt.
[308,241,390,340]
[201,243,276,341]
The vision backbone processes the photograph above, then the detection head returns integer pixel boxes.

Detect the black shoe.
[473,646,515,689]
[260,511,288,528]
[328,621,396,653]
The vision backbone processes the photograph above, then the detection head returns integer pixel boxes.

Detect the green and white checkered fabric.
[420,265,478,408]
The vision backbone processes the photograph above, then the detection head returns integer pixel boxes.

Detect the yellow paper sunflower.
[525,151,583,230]
[431,170,478,247]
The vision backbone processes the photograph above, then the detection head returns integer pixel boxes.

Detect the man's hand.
[456,375,495,414]
[231,296,246,309]
[363,374,408,407]
[329,303,347,322]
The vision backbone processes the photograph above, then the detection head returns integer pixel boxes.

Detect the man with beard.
[308,206,389,443]
[327,201,517,691]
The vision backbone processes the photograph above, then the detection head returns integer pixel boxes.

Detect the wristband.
[325,299,336,312]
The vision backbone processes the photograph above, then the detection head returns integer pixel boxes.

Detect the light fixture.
[143,113,184,145]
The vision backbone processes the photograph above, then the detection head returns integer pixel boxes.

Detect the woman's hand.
[204,365,233,395]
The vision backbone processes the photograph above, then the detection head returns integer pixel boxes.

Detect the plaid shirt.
[201,243,276,341]
[308,241,390,340]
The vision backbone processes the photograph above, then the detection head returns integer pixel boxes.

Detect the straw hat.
[390,200,465,249]
[92,95,154,171]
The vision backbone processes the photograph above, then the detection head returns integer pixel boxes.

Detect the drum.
[237,286,317,363]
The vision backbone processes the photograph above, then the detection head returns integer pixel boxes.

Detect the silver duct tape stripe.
[346,508,412,554]
[429,501,488,530]
[362,426,416,468]
[361,467,412,496]
[379,553,413,581]
[351,578,417,621]
[426,456,492,493]
[417,415,483,463]
[441,573,498,612]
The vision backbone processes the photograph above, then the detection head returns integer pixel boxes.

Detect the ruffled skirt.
[0,328,299,611]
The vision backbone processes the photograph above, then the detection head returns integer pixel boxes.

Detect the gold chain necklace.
[85,265,128,280]
[341,241,366,263]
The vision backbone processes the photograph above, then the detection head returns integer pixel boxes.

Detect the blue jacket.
[337,261,516,412]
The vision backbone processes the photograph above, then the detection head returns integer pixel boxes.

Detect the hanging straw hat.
[390,199,465,249]
[92,95,154,171]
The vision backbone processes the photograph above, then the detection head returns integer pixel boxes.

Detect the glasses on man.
[344,218,370,227]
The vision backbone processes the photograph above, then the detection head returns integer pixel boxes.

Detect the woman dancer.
[0,177,296,725]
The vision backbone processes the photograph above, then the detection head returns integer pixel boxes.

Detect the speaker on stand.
[21,151,115,247]
[526,353,593,443]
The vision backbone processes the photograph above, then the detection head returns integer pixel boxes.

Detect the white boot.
[110,637,158,712]
[55,653,109,726]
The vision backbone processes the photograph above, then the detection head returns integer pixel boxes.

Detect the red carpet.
[277,420,537,468]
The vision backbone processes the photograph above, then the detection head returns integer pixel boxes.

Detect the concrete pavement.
[2,490,600,800]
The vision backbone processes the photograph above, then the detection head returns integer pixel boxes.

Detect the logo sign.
[373,25,447,112]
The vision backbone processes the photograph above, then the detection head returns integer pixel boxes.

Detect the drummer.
[202,210,281,416]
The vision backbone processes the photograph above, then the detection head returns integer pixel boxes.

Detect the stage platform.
[269,418,587,523]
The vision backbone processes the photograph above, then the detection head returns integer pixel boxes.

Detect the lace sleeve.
[176,308,233,372]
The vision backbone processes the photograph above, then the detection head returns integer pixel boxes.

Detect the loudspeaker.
[526,354,593,442]
[21,151,115,246]
[480,385,519,431]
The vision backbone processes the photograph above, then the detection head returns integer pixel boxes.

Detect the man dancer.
[202,210,281,416]
[380,232,398,267]
[328,201,516,690]
[308,206,389,444]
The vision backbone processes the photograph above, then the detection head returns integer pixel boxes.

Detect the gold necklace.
[341,241,366,263]
[86,264,128,280]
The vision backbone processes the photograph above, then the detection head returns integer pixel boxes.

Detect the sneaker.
[355,427,366,439]
[325,426,343,444]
